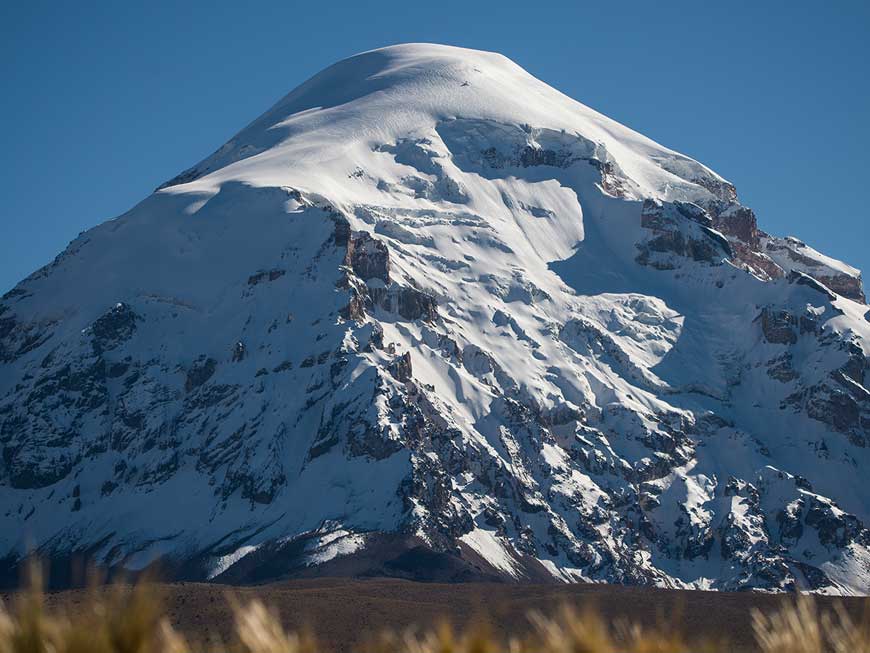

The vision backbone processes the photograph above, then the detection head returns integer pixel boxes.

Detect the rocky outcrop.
[712,204,760,248]
[636,199,730,269]
[388,352,413,382]
[804,384,865,441]
[345,231,390,283]
[703,205,866,301]
[247,269,285,286]
[760,307,798,345]
[346,275,439,324]
[185,357,217,392]
[817,274,866,304]
[396,287,438,321]
[336,221,438,324]
[699,203,785,280]
[0,310,55,364]
[766,353,799,382]
[765,237,865,303]
[756,297,869,446]
[788,270,837,299]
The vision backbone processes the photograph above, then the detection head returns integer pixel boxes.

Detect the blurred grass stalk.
[1,566,868,653]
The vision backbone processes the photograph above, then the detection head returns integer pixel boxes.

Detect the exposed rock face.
[185,357,217,392]
[0,308,54,364]
[763,237,865,303]
[247,269,285,286]
[760,308,798,345]
[396,287,438,322]
[338,223,439,324]
[346,232,390,283]
[758,299,870,449]
[637,199,730,269]
[816,274,865,304]
[713,204,760,248]
[388,352,413,382]
[90,303,138,349]
[1,44,868,594]
[690,203,867,303]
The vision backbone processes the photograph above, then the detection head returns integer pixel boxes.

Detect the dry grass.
[751,594,870,653]
[1,570,868,652]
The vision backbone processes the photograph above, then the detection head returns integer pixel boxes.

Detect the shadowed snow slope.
[2,44,869,593]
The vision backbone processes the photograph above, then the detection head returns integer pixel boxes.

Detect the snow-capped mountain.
[2,44,869,593]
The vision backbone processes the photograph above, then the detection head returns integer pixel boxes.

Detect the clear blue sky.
[2,0,868,294]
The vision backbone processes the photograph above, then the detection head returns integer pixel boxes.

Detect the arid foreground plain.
[2,578,866,653]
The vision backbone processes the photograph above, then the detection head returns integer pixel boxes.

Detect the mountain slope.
[2,43,869,593]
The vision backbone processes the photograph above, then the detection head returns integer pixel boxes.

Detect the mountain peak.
[2,45,868,593]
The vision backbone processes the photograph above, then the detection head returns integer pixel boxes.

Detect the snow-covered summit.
[2,44,868,593]
[161,43,732,209]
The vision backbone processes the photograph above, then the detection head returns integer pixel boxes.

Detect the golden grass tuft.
[751,593,870,653]
[0,577,176,653]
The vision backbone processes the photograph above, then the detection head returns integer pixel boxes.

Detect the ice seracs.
[1,43,868,593]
